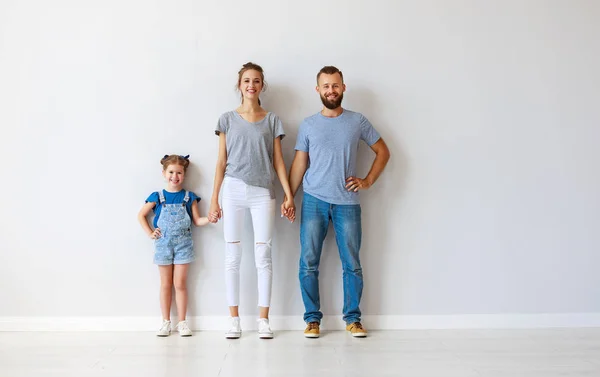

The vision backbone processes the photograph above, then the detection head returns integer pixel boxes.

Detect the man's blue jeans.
[299,193,363,325]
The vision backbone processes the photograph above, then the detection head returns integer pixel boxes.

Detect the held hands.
[345,176,371,192]
[281,196,296,222]
[149,228,161,239]
[208,198,295,223]
[208,201,222,223]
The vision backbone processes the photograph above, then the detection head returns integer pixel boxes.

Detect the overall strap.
[158,190,166,204]
[182,191,190,206]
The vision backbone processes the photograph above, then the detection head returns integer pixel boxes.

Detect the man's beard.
[320,92,344,110]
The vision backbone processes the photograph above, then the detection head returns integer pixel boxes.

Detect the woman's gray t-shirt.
[215,111,285,198]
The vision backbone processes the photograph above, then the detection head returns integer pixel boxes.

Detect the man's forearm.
[365,146,390,186]
[289,154,308,197]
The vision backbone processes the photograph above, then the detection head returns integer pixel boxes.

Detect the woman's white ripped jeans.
[222,177,275,308]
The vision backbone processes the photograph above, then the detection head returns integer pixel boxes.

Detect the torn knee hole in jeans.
[227,241,240,244]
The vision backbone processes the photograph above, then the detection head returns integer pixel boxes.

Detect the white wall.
[1,0,599,328]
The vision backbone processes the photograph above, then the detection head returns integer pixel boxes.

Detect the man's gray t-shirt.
[295,109,380,205]
[215,111,285,198]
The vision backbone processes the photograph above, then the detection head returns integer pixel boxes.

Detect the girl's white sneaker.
[156,319,171,337]
[176,320,192,337]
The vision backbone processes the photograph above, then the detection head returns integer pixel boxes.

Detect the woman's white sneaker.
[176,320,193,337]
[257,318,273,339]
[225,317,242,339]
[156,319,171,337]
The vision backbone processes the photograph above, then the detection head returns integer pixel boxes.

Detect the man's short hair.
[317,66,344,84]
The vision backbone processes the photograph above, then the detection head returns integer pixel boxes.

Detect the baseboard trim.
[1,313,599,332]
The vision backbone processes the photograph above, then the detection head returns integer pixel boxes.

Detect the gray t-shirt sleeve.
[215,113,229,135]
[294,121,309,152]
[360,115,381,146]
[272,114,285,140]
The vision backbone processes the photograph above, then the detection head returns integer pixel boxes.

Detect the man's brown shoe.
[304,322,320,338]
[346,322,367,337]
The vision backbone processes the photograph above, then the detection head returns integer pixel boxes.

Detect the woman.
[209,62,295,339]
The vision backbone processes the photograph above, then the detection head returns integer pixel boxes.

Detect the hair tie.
[181,155,190,160]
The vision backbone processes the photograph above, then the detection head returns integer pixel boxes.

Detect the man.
[288,66,390,338]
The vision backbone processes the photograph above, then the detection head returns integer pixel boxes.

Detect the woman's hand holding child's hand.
[208,201,222,223]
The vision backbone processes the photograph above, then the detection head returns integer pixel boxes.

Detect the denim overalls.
[153,190,194,265]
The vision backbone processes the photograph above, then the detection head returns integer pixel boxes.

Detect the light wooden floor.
[1,328,600,376]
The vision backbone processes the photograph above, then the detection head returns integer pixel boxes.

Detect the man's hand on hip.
[345,176,371,192]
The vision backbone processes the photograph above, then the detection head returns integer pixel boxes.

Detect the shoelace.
[308,322,319,330]
[258,319,271,332]
[160,321,171,332]
[228,320,241,332]
[352,322,364,330]
[178,321,190,332]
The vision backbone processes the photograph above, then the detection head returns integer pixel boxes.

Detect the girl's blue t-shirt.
[145,189,200,228]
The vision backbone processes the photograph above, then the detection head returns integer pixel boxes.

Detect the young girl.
[209,62,296,339]
[138,154,210,337]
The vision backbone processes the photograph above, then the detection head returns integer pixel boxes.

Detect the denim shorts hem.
[173,258,195,265]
